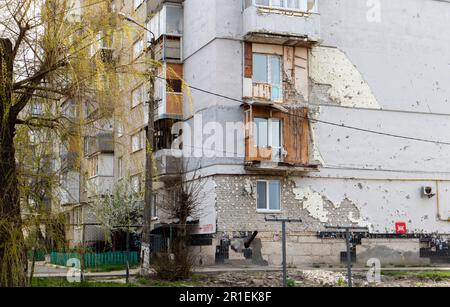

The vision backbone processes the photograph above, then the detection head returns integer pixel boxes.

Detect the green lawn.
[382,271,450,280]
[86,264,139,273]
[31,278,135,287]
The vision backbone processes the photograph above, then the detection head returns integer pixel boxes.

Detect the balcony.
[60,171,80,206]
[86,133,114,157]
[154,149,182,181]
[86,176,114,198]
[155,63,183,120]
[243,104,319,174]
[146,3,183,42]
[154,35,182,62]
[61,152,79,171]
[243,0,321,45]
[146,0,183,17]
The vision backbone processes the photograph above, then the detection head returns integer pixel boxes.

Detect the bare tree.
[153,168,205,281]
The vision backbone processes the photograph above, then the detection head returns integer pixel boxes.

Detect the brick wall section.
[213,175,427,267]
[214,175,361,233]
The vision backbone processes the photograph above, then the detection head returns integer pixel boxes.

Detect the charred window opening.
[154,118,181,151]
[166,79,182,93]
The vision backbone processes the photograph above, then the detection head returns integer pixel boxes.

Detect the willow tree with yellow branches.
[0,0,127,287]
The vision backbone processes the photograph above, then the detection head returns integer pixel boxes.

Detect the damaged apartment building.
[59,0,450,267]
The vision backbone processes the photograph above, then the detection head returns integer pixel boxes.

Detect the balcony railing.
[243,0,320,42]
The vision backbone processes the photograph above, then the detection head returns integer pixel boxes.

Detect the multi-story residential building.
[142,0,450,267]
[60,0,450,266]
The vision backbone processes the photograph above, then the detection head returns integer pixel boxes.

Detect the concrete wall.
[132,0,450,266]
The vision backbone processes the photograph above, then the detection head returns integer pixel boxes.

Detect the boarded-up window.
[244,42,253,78]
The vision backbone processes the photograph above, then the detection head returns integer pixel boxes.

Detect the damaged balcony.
[243,104,319,174]
[155,63,183,120]
[147,2,183,62]
[154,118,182,182]
[243,0,321,45]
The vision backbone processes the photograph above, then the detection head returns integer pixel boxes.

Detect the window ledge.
[257,209,282,214]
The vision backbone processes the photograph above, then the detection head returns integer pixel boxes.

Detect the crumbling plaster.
[309,46,381,109]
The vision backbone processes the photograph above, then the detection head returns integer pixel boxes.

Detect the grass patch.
[382,271,450,280]
[135,276,203,287]
[86,264,139,273]
[31,278,135,287]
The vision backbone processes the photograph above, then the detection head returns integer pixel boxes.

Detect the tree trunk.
[0,38,28,287]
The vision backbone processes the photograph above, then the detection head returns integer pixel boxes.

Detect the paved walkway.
[31,261,450,278]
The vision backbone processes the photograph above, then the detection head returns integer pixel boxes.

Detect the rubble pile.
[300,270,347,286]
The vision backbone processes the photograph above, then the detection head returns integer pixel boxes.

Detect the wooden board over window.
[244,105,310,165]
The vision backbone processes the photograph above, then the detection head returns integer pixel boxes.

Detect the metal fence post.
[345,228,352,288]
[126,228,130,284]
[265,217,302,287]
[324,225,369,288]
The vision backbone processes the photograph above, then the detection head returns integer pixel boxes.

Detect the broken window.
[166,79,182,93]
[154,119,180,151]
[253,53,282,101]
[254,117,282,161]
[256,180,281,211]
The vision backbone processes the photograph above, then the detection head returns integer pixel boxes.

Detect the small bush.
[152,252,195,281]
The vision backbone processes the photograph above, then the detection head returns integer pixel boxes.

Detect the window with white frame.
[256,180,281,211]
[131,131,143,152]
[88,155,99,178]
[118,156,124,179]
[253,53,282,101]
[117,122,124,138]
[131,83,145,108]
[131,174,141,193]
[74,207,83,226]
[133,38,144,59]
[83,136,90,156]
[254,0,317,12]
[31,101,43,116]
[254,117,282,160]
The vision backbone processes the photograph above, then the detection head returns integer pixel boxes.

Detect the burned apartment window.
[253,53,282,101]
[154,119,179,151]
[256,180,281,211]
[166,79,182,93]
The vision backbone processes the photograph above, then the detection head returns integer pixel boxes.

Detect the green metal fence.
[28,250,47,261]
[50,251,140,268]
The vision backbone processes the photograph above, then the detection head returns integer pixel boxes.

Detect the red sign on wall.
[395,222,407,235]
